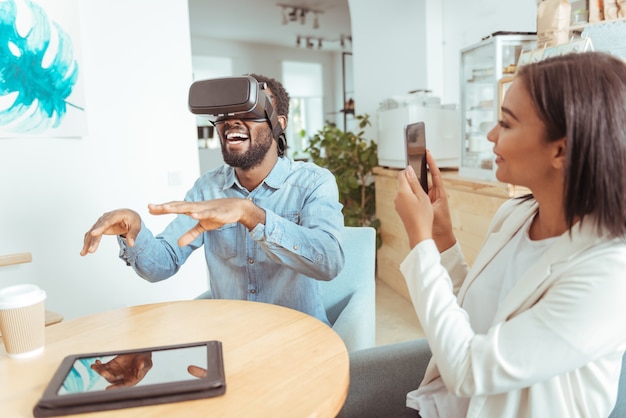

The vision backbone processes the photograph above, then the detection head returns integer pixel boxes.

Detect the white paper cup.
[0,284,46,359]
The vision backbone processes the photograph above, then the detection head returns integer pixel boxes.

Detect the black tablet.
[33,341,226,417]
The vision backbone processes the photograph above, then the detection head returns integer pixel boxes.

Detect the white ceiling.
[187,0,352,51]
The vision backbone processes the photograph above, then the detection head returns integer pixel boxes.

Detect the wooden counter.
[374,166,529,301]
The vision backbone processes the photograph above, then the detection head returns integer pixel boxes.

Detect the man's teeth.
[227,132,249,141]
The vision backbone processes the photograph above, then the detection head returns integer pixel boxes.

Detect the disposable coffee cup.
[0,284,46,359]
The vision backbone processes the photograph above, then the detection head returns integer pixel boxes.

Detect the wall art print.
[0,0,86,138]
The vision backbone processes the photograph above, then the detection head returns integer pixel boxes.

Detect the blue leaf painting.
[0,0,81,134]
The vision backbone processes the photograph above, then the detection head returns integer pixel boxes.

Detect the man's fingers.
[125,223,142,247]
[177,223,205,247]
[80,234,103,256]
[148,201,194,215]
[187,365,208,378]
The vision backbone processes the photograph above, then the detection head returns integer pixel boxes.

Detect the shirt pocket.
[208,223,238,259]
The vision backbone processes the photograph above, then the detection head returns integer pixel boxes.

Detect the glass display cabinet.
[459,33,536,181]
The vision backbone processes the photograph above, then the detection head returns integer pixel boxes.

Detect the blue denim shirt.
[117,157,345,324]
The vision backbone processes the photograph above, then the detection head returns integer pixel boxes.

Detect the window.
[282,61,324,159]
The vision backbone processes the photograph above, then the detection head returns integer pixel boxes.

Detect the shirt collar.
[222,156,290,191]
[263,156,290,189]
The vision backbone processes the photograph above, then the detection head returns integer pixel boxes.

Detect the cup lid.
[0,284,46,309]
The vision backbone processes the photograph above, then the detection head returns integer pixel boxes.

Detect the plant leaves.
[0,0,80,133]
[305,114,382,244]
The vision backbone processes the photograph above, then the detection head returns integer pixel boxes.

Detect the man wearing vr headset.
[80,74,345,325]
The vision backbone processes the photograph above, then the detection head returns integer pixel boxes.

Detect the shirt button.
[250,289,256,294]
[248,258,254,264]
[293,245,298,250]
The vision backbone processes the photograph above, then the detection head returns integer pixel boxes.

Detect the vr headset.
[188,76,286,154]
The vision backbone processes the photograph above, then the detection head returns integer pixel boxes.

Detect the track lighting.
[294,34,352,51]
[277,3,323,29]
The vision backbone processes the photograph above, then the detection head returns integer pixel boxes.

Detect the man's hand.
[81,209,142,256]
[187,364,208,378]
[90,352,153,390]
[148,198,265,247]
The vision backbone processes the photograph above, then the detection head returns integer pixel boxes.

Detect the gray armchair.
[320,226,377,352]
[337,338,430,418]
[338,338,626,418]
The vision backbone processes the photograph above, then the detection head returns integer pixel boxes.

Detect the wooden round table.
[0,299,349,417]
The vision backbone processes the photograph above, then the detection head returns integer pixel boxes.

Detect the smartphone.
[404,121,428,192]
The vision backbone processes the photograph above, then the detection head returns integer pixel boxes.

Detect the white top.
[410,215,558,417]
[400,198,626,418]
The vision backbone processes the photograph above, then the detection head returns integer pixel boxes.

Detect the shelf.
[465,77,494,83]
[0,253,32,267]
[460,34,536,182]
[570,18,626,33]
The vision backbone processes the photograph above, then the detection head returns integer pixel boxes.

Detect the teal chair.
[196,226,377,353]
[319,226,377,352]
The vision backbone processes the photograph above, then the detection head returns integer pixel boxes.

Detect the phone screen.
[405,121,428,192]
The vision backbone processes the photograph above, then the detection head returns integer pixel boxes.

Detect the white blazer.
[400,198,626,418]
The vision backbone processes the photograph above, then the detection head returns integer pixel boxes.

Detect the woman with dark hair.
[393,52,626,417]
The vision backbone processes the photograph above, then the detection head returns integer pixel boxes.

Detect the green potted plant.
[305,114,382,248]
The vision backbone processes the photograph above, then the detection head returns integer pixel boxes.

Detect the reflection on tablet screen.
[58,345,208,395]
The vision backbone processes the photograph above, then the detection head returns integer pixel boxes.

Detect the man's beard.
[221,129,274,170]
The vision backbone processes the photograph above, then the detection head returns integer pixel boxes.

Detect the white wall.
[190,37,344,128]
[440,0,538,105]
[348,0,428,139]
[0,0,207,320]
[0,0,539,321]
[348,0,537,140]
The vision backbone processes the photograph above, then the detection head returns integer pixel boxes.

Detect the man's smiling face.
[216,117,273,170]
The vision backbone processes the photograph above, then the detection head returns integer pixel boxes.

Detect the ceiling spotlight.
[288,7,297,22]
[278,4,324,30]
[281,7,288,25]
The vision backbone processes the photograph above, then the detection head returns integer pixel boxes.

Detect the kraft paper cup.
[0,284,46,359]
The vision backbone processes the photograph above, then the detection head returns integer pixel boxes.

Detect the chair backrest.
[319,226,376,352]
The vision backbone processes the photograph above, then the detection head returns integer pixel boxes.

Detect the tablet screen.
[57,344,208,395]
[34,341,226,414]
